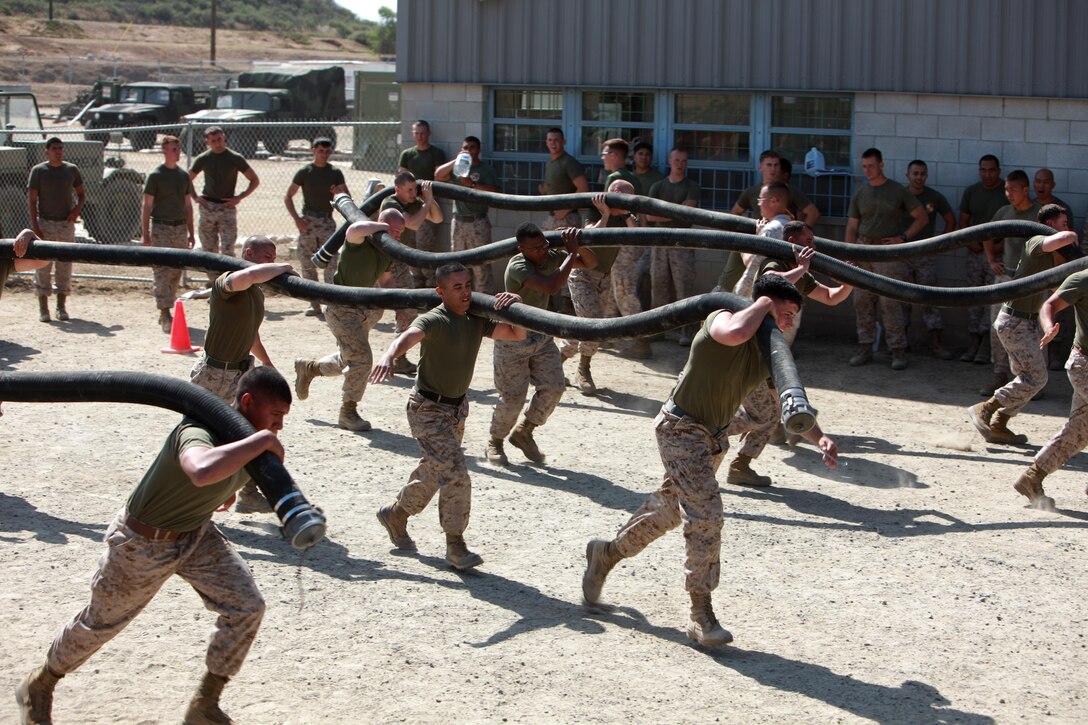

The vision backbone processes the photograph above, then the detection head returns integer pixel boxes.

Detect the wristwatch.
[899,232,908,242]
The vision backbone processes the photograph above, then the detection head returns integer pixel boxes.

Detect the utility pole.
[48,0,53,21]
[210,0,217,64]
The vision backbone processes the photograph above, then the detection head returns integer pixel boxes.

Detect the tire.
[84,122,111,145]
[263,134,288,156]
[232,128,258,159]
[83,169,144,245]
[128,127,156,151]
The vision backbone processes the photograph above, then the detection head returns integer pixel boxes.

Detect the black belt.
[455,213,488,222]
[303,210,332,219]
[203,354,251,371]
[662,399,727,437]
[201,196,227,204]
[153,219,186,227]
[124,514,186,541]
[1000,304,1038,321]
[415,387,465,407]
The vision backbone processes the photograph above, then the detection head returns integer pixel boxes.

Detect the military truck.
[1,92,145,245]
[179,66,346,158]
[82,82,207,151]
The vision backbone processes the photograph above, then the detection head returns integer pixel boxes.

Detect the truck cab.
[83,82,204,151]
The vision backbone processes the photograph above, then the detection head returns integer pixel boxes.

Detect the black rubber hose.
[0,371,327,550]
[311,186,395,269]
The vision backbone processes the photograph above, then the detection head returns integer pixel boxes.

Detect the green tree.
[369,5,395,56]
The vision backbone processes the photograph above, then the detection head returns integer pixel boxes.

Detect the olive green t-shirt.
[604,167,637,192]
[205,273,264,363]
[910,186,954,240]
[27,162,84,220]
[734,182,813,220]
[544,152,585,195]
[959,182,1008,226]
[398,145,446,181]
[453,161,500,217]
[991,202,1042,274]
[760,257,818,297]
[717,252,746,293]
[585,213,628,275]
[848,179,920,240]
[1056,268,1088,350]
[292,163,346,215]
[191,148,250,200]
[412,304,497,398]
[633,168,665,197]
[648,176,701,228]
[143,164,193,224]
[126,419,251,532]
[505,248,566,310]
[335,234,392,288]
[1007,236,1057,314]
[671,310,768,431]
[380,195,424,249]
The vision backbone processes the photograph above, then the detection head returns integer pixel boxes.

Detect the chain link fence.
[1,120,401,246]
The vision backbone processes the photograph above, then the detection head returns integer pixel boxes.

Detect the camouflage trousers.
[46,508,264,678]
[489,332,566,439]
[853,259,909,350]
[34,218,75,296]
[408,220,445,288]
[650,248,695,309]
[541,211,582,231]
[189,355,255,404]
[151,222,190,310]
[1035,347,1088,475]
[610,247,644,317]
[296,215,337,285]
[198,203,238,284]
[988,275,1011,373]
[729,381,779,459]
[380,260,418,334]
[964,250,994,334]
[397,391,472,535]
[317,304,382,403]
[451,216,495,294]
[559,267,617,358]
[613,407,727,594]
[902,255,944,331]
[993,311,1047,416]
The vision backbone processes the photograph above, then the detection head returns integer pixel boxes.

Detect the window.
[770,95,852,169]
[578,91,655,156]
[491,88,563,154]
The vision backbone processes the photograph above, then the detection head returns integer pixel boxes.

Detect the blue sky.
[332,0,397,22]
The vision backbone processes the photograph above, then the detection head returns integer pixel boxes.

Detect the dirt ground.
[2,267,1088,724]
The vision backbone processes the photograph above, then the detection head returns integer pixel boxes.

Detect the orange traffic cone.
[161,298,201,355]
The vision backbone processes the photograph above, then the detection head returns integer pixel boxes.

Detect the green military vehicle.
[0,92,144,244]
[81,82,207,151]
[179,66,346,158]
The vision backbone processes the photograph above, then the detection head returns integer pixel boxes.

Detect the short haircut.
[761,181,790,203]
[1035,167,1055,181]
[45,136,63,149]
[979,154,1000,166]
[463,135,481,147]
[608,179,635,194]
[753,272,804,308]
[782,220,810,241]
[235,365,291,407]
[378,208,404,225]
[779,157,793,176]
[241,235,276,256]
[669,145,688,156]
[1039,203,1068,226]
[907,159,928,170]
[515,221,546,245]
[759,150,781,162]
[413,120,430,130]
[394,171,417,187]
[602,138,629,157]
[862,147,883,162]
[204,125,224,137]
[1006,169,1029,187]
[632,140,653,154]
[546,127,564,138]
[436,262,469,285]
[161,135,180,147]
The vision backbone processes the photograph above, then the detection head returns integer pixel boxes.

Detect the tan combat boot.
[726,453,772,488]
[968,397,1000,440]
[392,356,417,376]
[929,329,952,360]
[620,338,653,360]
[509,420,545,463]
[446,534,484,570]
[55,294,69,322]
[485,437,509,465]
[890,348,909,371]
[159,308,173,334]
[376,503,416,551]
[234,481,272,514]
[575,355,597,396]
[338,401,372,432]
[960,333,982,362]
[1014,464,1055,510]
[990,412,1028,445]
[293,358,321,400]
[848,343,872,366]
[37,295,50,323]
[686,592,734,647]
[15,664,61,725]
[582,539,622,604]
[183,671,233,725]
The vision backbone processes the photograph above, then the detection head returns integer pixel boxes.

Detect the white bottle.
[804,146,826,175]
[454,152,472,178]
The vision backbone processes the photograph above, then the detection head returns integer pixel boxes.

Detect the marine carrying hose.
[0,371,327,550]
